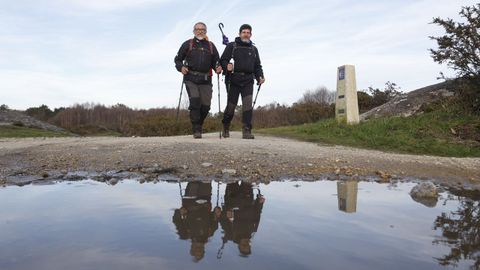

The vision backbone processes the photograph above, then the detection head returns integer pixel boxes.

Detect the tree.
[430,4,480,113]
[433,191,480,270]
[0,104,9,111]
[357,91,373,113]
[361,81,402,110]
[430,4,480,79]
[299,86,335,105]
[25,105,54,121]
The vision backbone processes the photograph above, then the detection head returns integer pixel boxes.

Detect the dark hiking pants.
[185,81,212,131]
[222,81,254,129]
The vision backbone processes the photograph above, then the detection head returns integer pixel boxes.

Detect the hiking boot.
[222,125,230,138]
[193,125,202,139]
[242,127,255,139]
[193,131,202,139]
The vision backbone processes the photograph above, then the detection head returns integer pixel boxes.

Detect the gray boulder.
[410,182,439,207]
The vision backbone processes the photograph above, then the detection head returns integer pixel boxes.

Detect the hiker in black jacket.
[220,24,265,139]
[219,181,265,256]
[174,22,222,139]
[172,181,220,262]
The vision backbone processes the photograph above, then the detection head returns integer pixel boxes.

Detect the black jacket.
[220,37,264,85]
[174,37,220,84]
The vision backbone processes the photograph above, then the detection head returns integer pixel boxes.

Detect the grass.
[258,108,480,157]
[0,125,72,138]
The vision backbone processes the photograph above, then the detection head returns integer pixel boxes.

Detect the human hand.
[258,77,265,85]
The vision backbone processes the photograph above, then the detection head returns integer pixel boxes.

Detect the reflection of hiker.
[220,24,264,139]
[219,181,265,256]
[174,22,222,138]
[172,181,219,262]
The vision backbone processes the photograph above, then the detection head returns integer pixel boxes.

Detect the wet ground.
[1,179,479,270]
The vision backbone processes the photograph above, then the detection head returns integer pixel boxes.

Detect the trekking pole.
[252,83,262,110]
[178,181,183,199]
[216,181,220,207]
[217,239,226,259]
[217,73,222,139]
[218,23,230,137]
[176,80,184,121]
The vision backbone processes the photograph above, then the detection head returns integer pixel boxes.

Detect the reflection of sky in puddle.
[0,180,478,270]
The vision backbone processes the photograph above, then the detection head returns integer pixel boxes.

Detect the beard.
[241,38,250,43]
[196,35,205,40]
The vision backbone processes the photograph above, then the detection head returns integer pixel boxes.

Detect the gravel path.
[0,132,479,188]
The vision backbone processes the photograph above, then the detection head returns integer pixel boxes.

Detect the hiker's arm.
[174,41,188,72]
[212,43,222,74]
[220,43,233,72]
[254,47,264,82]
[211,43,220,69]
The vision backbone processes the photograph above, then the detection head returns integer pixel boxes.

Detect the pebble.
[222,169,237,175]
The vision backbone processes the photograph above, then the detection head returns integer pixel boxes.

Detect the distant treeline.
[18,84,400,136]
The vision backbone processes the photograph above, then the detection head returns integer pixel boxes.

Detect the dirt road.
[0,132,479,188]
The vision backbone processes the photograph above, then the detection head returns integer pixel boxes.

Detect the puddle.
[0,180,478,270]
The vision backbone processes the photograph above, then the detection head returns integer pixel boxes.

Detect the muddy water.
[0,180,478,270]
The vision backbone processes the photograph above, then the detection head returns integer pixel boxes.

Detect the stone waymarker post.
[335,65,359,124]
[337,181,358,213]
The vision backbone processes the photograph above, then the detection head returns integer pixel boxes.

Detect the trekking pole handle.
[218,23,225,35]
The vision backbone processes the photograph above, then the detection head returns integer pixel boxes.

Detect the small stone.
[41,172,49,178]
[182,165,188,170]
[307,163,313,167]
[109,179,119,185]
[222,169,237,175]
[201,162,212,168]
[376,170,391,180]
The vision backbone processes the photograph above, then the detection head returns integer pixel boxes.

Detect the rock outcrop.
[360,81,455,121]
[0,109,66,132]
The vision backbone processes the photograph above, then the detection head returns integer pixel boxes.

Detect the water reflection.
[433,189,480,270]
[2,179,480,270]
[172,181,220,261]
[337,181,358,213]
[172,181,265,261]
[218,182,264,258]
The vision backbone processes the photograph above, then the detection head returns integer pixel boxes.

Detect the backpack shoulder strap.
[208,41,213,55]
[231,42,237,59]
[251,45,257,59]
[187,39,194,55]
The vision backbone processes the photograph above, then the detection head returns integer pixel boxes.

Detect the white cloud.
[0,0,477,110]
[52,0,173,12]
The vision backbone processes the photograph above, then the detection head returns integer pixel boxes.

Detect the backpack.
[187,38,213,56]
[231,42,257,60]
[186,39,214,77]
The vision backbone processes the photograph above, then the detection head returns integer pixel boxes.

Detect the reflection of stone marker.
[337,181,358,213]
[336,65,359,124]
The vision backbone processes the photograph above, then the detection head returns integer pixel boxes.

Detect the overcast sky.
[0,0,476,110]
